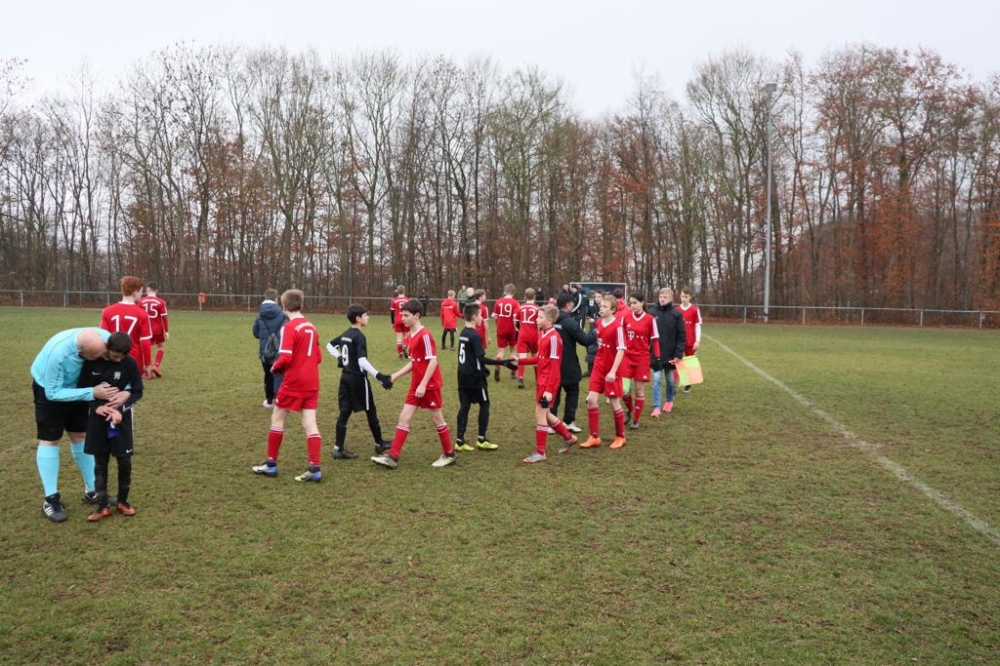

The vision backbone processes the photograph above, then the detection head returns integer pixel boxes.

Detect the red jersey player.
[613,288,629,322]
[516,305,579,463]
[491,283,520,381]
[514,287,540,389]
[621,294,661,429]
[474,289,490,350]
[439,289,461,351]
[390,285,409,358]
[100,276,154,378]
[372,299,456,470]
[679,287,702,393]
[252,289,325,482]
[580,295,628,450]
[138,281,169,377]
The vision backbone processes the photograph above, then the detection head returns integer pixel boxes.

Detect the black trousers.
[551,379,580,425]
[261,359,276,402]
[441,328,456,349]
[94,452,132,505]
[335,375,384,449]
[456,387,490,441]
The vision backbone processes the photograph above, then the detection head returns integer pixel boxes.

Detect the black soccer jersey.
[78,356,144,403]
[78,355,144,456]
[332,328,368,376]
[457,327,489,391]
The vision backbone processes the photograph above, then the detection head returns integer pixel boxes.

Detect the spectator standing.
[252,289,289,408]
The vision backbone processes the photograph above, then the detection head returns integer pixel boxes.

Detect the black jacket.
[652,301,686,363]
[554,311,594,384]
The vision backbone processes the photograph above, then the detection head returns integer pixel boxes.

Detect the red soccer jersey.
[492,296,519,337]
[680,303,702,355]
[391,295,409,323]
[271,316,322,395]
[535,327,562,395]
[615,299,629,322]
[624,311,660,360]
[139,296,169,335]
[476,303,490,348]
[406,325,443,391]
[515,302,540,344]
[100,302,153,369]
[594,316,626,373]
[440,298,460,329]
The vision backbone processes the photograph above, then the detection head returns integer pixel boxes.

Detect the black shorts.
[84,410,134,458]
[457,386,490,405]
[33,382,88,441]
[338,372,374,413]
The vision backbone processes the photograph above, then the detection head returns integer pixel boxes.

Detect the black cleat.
[43,493,67,523]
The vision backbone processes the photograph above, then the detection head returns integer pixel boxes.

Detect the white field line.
[710,336,1000,547]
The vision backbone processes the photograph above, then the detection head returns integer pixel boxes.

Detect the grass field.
[1,308,998,665]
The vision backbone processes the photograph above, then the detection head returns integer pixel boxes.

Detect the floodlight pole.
[763,82,777,323]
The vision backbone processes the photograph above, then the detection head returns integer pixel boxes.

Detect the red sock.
[535,426,548,454]
[436,423,454,456]
[588,406,600,438]
[389,425,410,459]
[306,434,322,467]
[634,397,645,422]
[396,342,403,356]
[517,363,524,380]
[612,409,626,438]
[267,427,284,461]
[154,348,164,368]
[551,420,571,440]
[623,394,633,413]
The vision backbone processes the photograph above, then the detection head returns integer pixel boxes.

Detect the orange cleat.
[610,437,627,450]
[115,502,137,516]
[151,366,162,378]
[579,436,602,449]
[87,507,112,522]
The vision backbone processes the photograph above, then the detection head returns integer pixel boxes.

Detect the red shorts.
[621,355,651,382]
[588,372,623,397]
[535,386,555,404]
[275,390,318,412]
[151,330,166,345]
[516,338,538,355]
[497,329,517,349]
[394,322,408,334]
[405,387,444,410]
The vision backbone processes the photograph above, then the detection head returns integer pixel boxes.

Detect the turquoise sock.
[37,445,60,497]
[70,440,95,493]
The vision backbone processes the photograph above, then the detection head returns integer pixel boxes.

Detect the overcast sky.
[5,0,997,117]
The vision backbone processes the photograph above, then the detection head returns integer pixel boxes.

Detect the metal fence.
[699,304,999,329]
[0,290,997,328]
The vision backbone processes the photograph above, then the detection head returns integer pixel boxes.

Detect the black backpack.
[260,319,281,364]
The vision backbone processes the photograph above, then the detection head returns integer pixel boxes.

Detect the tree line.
[1,44,998,311]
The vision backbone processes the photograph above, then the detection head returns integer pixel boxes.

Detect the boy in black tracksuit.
[79,332,144,520]
[328,304,394,459]
[551,293,595,432]
[582,290,600,377]
[455,304,516,451]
